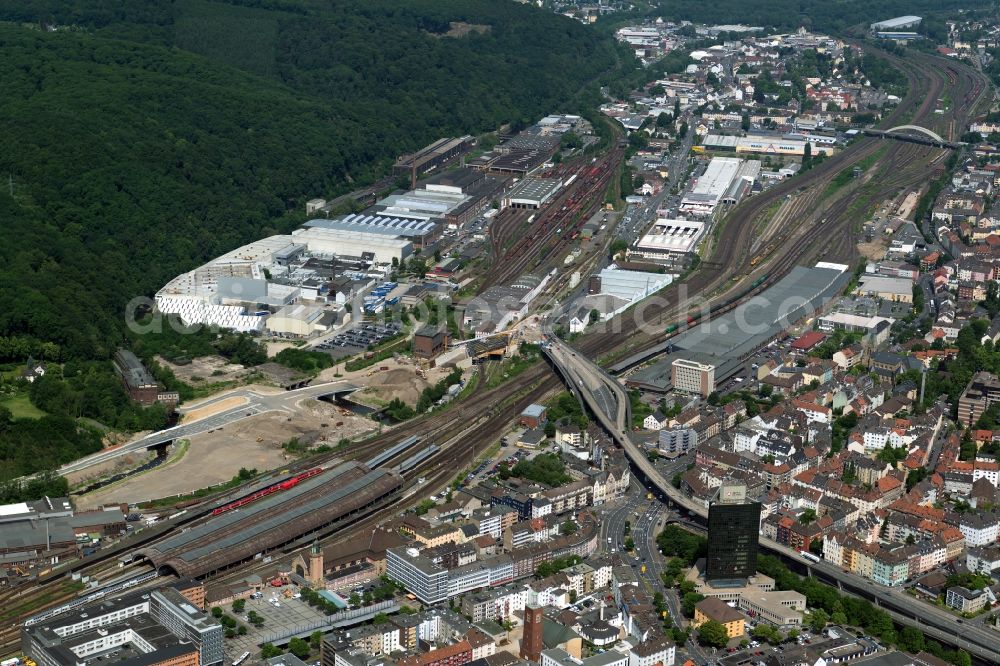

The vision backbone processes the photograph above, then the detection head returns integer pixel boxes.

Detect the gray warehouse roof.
[627,265,851,390]
[672,265,849,362]
[305,215,437,238]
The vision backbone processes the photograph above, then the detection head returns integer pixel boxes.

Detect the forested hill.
[0,0,623,360]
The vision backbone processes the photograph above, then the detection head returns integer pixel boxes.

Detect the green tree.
[261,644,282,659]
[288,638,311,660]
[232,599,245,613]
[681,592,705,617]
[697,620,730,648]
[809,608,829,632]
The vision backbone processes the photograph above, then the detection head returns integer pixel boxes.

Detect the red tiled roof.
[791,331,827,350]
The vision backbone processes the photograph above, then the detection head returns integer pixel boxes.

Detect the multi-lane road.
[57,381,359,476]
[597,476,712,664]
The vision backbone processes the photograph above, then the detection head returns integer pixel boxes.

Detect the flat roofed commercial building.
[870,16,921,31]
[671,358,715,397]
[738,589,805,627]
[386,546,450,604]
[737,136,833,157]
[703,134,835,157]
[633,219,706,258]
[855,275,913,303]
[22,587,222,666]
[503,177,562,209]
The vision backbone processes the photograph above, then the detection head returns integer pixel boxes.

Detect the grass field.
[1,393,47,419]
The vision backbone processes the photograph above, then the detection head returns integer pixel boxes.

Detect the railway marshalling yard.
[1,44,993,658]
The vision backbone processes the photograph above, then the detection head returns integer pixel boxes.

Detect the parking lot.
[314,323,401,358]
[223,590,329,660]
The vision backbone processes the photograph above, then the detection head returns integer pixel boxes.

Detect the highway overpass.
[57,381,359,476]
[542,340,1000,663]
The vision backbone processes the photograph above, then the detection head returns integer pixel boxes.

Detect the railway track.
[2,45,990,654]
[483,132,625,289]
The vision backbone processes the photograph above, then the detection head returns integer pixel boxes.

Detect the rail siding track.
[2,48,990,651]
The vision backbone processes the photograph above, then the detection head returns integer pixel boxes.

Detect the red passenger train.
[210,467,323,516]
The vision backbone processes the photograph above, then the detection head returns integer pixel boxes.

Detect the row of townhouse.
[792,468,904,515]
[487,464,630,521]
[823,532,958,587]
[460,558,616,623]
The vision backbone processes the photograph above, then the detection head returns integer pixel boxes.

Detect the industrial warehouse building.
[632,218,706,260]
[393,136,474,176]
[0,498,127,574]
[377,188,469,222]
[594,268,672,303]
[503,177,562,209]
[626,263,851,392]
[291,227,412,264]
[870,16,921,32]
[303,214,441,248]
[266,303,336,337]
[680,157,761,217]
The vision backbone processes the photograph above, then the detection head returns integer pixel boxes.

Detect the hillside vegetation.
[0,0,625,488]
[0,0,621,360]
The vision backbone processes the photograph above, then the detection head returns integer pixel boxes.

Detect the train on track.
[663,274,770,336]
[210,468,323,516]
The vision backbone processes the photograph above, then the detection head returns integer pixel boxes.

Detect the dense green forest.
[0,0,622,361]
[0,0,627,491]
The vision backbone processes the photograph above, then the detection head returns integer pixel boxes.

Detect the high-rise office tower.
[705,481,760,585]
